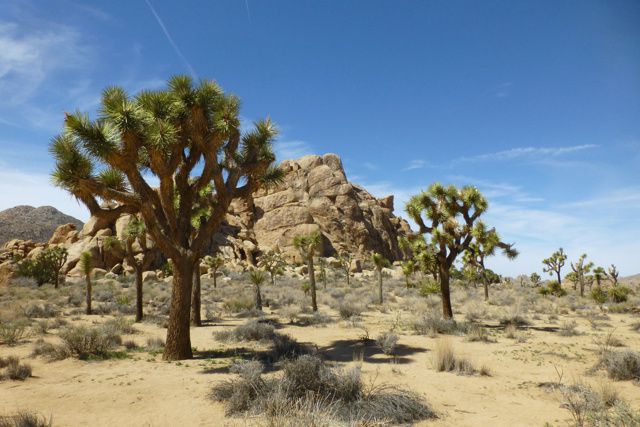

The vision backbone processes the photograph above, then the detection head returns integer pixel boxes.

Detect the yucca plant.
[50,76,283,360]
[249,270,267,311]
[543,248,567,288]
[257,250,285,286]
[203,254,225,288]
[79,252,93,315]
[570,253,593,297]
[293,231,322,312]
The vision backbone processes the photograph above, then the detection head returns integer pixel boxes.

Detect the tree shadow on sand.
[319,339,427,364]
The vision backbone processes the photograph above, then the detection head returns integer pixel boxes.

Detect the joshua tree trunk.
[378,269,383,304]
[556,271,562,288]
[255,284,262,311]
[85,275,92,315]
[212,268,217,288]
[270,271,275,287]
[483,279,489,301]
[308,256,317,312]
[135,266,144,322]
[191,269,202,327]
[579,279,585,298]
[54,273,59,289]
[439,265,454,320]
[405,276,410,289]
[164,259,194,360]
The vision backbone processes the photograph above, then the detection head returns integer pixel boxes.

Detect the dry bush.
[0,411,52,427]
[409,313,463,336]
[376,331,399,356]
[296,311,332,326]
[23,303,59,319]
[433,339,478,375]
[338,299,365,320]
[146,337,165,351]
[57,325,123,360]
[213,320,275,342]
[599,350,640,381]
[0,319,30,346]
[211,355,435,424]
[0,356,32,381]
[102,316,137,334]
[465,324,495,343]
[223,294,255,313]
[558,320,580,337]
[278,305,300,324]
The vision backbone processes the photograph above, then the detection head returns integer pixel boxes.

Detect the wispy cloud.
[274,140,314,161]
[403,159,429,171]
[143,0,197,79]
[458,144,598,162]
[491,82,513,98]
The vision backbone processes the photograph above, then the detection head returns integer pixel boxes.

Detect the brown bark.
[484,280,489,301]
[255,284,262,311]
[309,256,317,312]
[85,275,92,315]
[439,265,453,320]
[163,259,194,360]
[191,269,202,326]
[135,267,143,322]
[378,269,383,304]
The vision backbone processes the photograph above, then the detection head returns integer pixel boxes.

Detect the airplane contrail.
[143,0,197,79]
[244,0,252,23]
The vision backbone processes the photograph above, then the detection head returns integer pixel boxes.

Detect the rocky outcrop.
[213,153,411,263]
[0,206,83,246]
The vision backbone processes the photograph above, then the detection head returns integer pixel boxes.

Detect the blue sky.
[0,0,639,276]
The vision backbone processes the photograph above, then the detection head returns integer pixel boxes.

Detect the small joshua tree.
[293,231,322,312]
[203,254,225,288]
[318,257,328,289]
[570,253,593,297]
[249,269,267,311]
[406,183,507,319]
[401,259,417,288]
[593,266,606,288]
[337,251,353,287]
[371,252,390,304]
[543,248,567,288]
[257,249,285,286]
[105,215,149,322]
[607,264,619,286]
[45,246,68,289]
[80,252,93,315]
[529,272,542,287]
[464,222,517,300]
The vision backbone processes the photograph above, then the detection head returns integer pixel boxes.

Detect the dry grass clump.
[338,299,366,320]
[102,316,137,334]
[598,350,640,381]
[376,331,399,356]
[296,311,332,326]
[465,324,496,343]
[32,325,124,361]
[0,319,30,346]
[223,294,255,313]
[0,411,52,427]
[558,320,580,337]
[213,320,276,342]
[0,356,32,381]
[432,339,484,376]
[23,303,59,319]
[211,355,435,425]
[409,313,463,336]
[146,337,165,351]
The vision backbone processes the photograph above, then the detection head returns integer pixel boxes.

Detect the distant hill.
[0,205,83,246]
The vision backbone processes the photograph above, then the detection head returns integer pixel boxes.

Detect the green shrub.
[608,286,631,303]
[59,325,123,360]
[419,279,440,297]
[591,286,607,305]
[0,320,30,346]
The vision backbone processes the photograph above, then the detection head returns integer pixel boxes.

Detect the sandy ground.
[1,282,639,426]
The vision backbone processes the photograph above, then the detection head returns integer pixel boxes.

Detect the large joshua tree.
[50,76,282,360]
[570,253,593,297]
[464,222,518,301]
[293,231,322,312]
[406,183,510,319]
[542,248,567,288]
[257,249,285,286]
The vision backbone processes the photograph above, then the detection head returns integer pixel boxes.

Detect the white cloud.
[403,159,428,171]
[458,144,598,162]
[274,140,314,161]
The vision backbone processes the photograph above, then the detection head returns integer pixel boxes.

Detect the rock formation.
[0,205,83,247]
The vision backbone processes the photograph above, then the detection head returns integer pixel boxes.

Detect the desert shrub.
[271,333,306,361]
[464,302,487,322]
[279,305,300,323]
[631,322,640,333]
[59,325,123,360]
[211,355,435,424]
[590,286,607,305]
[0,356,32,381]
[538,280,566,297]
[418,279,440,297]
[223,295,255,313]
[433,339,476,375]
[23,303,58,319]
[146,337,165,351]
[608,285,631,303]
[102,316,136,334]
[465,324,495,343]
[0,319,30,346]
[558,320,580,337]
[31,338,66,360]
[376,331,399,355]
[214,320,275,342]
[410,313,461,336]
[599,350,640,381]
[16,253,56,286]
[297,311,332,326]
[338,300,364,320]
[0,411,52,427]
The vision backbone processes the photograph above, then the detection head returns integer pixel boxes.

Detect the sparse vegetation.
[0,356,32,381]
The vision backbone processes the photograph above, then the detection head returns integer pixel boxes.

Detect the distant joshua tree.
[570,253,593,297]
[105,215,149,322]
[406,183,511,319]
[593,266,606,288]
[529,272,542,287]
[337,251,353,286]
[249,269,267,311]
[401,259,418,288]
[258,249,285,286]
[464,222,518,300]
[543,248,567,288]
[80,252,93,315]
[203,254,225,288]
[46,246,68,289]
[607,264,619,286]
[371,252,390,304]
[50,76,282,360]
[293,231,322,312]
